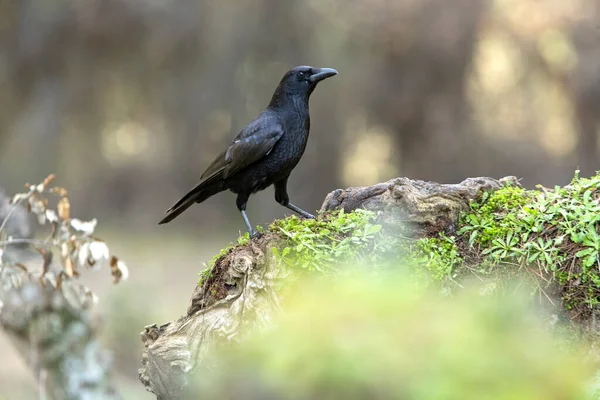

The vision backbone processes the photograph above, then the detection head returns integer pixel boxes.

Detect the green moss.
[194,273,593,400]
[270,209,465,285]
[198,209,383,285]
[198,171,600,318]
[269,209,382,273]
[411,235,462,281]
[453,171,600,311]
[458,185,530,247]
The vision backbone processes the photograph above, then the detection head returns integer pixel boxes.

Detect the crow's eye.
[298,71,305,78]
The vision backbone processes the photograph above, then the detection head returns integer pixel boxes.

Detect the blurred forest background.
[1,0,600,398]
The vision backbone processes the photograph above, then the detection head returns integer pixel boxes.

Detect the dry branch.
[0,181,125,400]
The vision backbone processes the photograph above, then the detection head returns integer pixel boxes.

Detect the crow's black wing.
[160,114,283,223]
[200,112,284,180]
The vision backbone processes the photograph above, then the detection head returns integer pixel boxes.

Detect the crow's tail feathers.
[158,171,225,225]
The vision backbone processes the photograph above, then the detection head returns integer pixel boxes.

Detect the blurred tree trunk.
[574,101,600,176]
[570,6,600,176]
[368,0,487,181]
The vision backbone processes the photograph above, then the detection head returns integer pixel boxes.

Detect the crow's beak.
[309,68,338,83]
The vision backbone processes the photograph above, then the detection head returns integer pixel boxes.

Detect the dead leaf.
[110,256,129,283]
[57,197,70,220]
[29,194,48,223]
[50,186,68,197]
[88,241,109,270]
[43,174,55,188]
[45,209,59,223]
[77,242,90,268]
[61,242,77,277]
[36,247,53,278]
[50,220,58,239]
[61,242,69,259]
[10,193,29,204]
[15,263,28,272]
[65,256,75,277]
[70,218,97,235]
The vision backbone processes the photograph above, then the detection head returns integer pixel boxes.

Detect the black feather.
[159,65,337,234]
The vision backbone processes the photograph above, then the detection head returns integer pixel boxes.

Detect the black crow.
[159,65,338,236]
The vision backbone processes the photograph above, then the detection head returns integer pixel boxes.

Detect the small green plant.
[270,209,382,273]
[455,171,600,310]
[411,235,463,281]
[457,186,530,247]
[237,231,251,246]
[482,230,523,262]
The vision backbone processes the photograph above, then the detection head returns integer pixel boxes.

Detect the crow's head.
[273,65,338,101]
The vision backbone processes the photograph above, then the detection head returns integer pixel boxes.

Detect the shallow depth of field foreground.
[186,271,595,400]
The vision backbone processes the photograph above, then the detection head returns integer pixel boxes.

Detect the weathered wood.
[321,176,518,235]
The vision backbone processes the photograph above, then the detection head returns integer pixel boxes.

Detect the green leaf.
[365,224,382,236]
[585,254,597,268]
[527,252,539,263]
[469,230,478,247]
[456,226,472,235]
[575,248,594,258]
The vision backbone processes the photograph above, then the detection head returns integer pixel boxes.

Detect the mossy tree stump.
[139,176,523,397]
[139,173,600,398]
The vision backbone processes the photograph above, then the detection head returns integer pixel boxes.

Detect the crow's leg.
[236,193,257,237]
[274,177,315,219]
[285,203,315,219]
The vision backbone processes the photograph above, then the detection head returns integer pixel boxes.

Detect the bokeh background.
[1,0,600,398]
